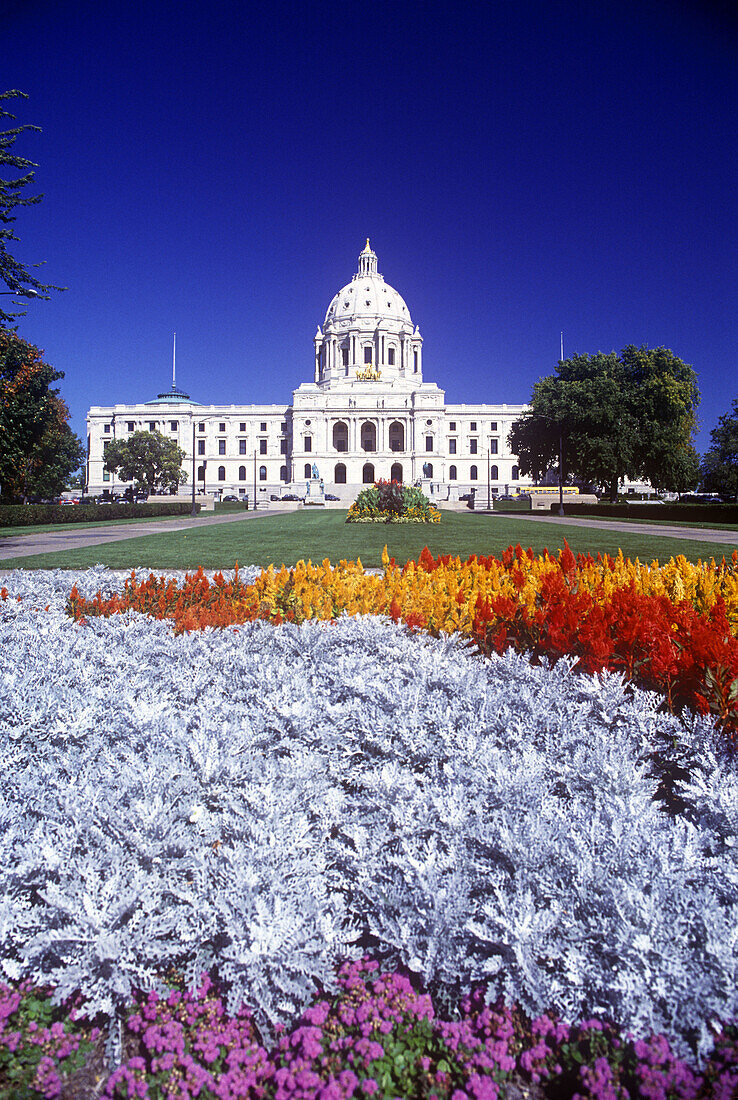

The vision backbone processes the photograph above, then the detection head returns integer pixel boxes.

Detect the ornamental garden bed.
[346,480,441,524]
[1,553,737,1098]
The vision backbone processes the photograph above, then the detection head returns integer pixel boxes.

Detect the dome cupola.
[314,241,423,388]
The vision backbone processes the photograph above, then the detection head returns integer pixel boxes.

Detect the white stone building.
[86,241,533,502]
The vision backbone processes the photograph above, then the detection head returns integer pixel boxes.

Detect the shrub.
[0,502,198,527]
[346,481,441,524]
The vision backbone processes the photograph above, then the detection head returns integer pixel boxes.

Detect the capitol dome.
[323,240,414,335]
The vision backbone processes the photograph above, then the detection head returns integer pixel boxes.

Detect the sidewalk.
[473,509,738,547]
[0,508,283,562]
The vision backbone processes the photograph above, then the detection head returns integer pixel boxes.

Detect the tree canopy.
[103,431,187,496]
[0,90,63,326]
[0,331,84,502]
[508,346,700,500]
[700,398,738,502]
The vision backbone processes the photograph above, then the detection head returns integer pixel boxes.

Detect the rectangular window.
[198,423,205,432]
[425,436,433,452]
[260,422,267,432]
[280,421,287,431]
[240,422,246,432]
[260,439,267,455]
[342,348,349,367]
[103,470,110,482]
[103,440,110,454]
[470,422,477,431]
[387,348,395,365]
[470,439,478,454]
[219,422,226,432]
[148,421,157,431]
[364,347,372,364]
[280,439,287,454]
[104,424,110,433]
[170,420,177,431]
[304,436,312,452]
[127,421,134,432]
[449,421,456,431]
[490,421,497,431]
[198,440,205,455]
[449,439,457,454]
[239,439,247,454]
[490,439,498,454]
[218,439,226,455]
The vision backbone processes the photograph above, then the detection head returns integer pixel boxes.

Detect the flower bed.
[64,543,738,740]
[3,962,737,1098]
[346,481,441,524]
[1,565,737,1095]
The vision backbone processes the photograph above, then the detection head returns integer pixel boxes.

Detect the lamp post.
[191,420,197,516]
[253,451,258,510]
[487,448,491,511]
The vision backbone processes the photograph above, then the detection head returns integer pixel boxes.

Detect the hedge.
[0,502,199,528]
[551,501,738,524]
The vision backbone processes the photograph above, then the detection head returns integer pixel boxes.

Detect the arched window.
[280,465,289,482]
[490,465,498,479]
[449,465,457,480]
[259,466,267,481]
[218,466,226,481]
[334,463,347,484]
[361,422,376,452]
[304,463,312,478]
[333,421,348,452]
[197,465,205,481]
[512,465,519,481]
[238,466,246,481]
[388,421,404,452]
[390,462,403,483]
[424,462,433,478]
[362,462,375,484]
[470,466,478,481]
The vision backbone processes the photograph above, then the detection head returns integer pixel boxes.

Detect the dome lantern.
[357,238,378,277]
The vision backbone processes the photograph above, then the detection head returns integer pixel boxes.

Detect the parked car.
[324,493,340,501]
[280,493,301,501]
[223,495,240,502]
[458,492,474,502]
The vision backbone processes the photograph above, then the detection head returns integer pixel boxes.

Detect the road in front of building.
[0,507,288,563]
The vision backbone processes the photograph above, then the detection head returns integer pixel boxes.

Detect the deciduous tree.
[0,331,83,502]
[700,398,738,502]
[509,346,699,500]
[0,90,63,326]
[103,431,187,496]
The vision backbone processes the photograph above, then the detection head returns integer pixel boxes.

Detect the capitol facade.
[86,242,533,501]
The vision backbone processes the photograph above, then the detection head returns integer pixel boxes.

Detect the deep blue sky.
[4,0,736,456]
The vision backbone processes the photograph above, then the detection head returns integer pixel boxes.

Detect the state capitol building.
[86,241,533,502]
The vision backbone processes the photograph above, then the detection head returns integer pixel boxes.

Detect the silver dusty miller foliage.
[0,566,737,1063]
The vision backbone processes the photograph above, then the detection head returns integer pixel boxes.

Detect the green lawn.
[0,510,734,571]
